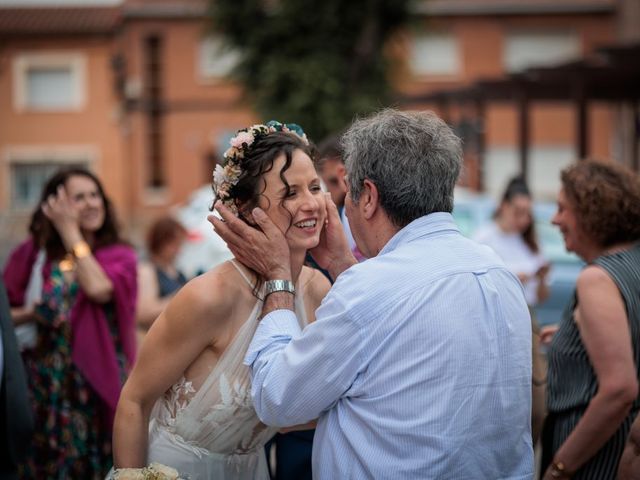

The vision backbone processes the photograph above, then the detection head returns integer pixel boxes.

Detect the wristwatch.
[71,240,91,259]
[264,279,295,297]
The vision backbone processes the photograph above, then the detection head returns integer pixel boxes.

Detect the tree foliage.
[208,0,410,141]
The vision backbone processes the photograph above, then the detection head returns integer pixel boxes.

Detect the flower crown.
[213,120,309,215]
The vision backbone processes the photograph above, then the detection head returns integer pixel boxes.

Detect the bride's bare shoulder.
[166,260,252,322]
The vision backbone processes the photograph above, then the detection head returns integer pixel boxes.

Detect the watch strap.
[264,279,295,297]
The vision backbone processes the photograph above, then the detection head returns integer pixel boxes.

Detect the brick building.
[0,0,631,259]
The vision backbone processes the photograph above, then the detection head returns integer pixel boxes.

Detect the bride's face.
[258,149,326,252]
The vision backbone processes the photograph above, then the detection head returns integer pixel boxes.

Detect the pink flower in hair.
[230,131,254,148]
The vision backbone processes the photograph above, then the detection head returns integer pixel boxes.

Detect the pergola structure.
[403,42,640,185]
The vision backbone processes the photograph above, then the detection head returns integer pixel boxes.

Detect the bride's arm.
[301,267,332,325]
[113,272,230,468]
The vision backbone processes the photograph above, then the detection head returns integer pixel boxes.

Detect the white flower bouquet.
[112,462,181,480]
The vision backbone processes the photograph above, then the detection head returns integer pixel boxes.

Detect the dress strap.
[230,259,255,289]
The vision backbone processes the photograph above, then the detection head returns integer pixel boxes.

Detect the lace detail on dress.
[202,373,251,428]
[163,377,196,423]
[146,263,312,478]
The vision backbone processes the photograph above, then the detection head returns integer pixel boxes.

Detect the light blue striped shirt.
[245,212,534,479]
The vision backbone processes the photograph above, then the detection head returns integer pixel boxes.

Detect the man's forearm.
[261,291,294,319]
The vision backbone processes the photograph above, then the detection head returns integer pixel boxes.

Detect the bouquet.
[112,462,181,480]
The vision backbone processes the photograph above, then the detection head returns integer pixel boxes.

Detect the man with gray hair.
[211,109,534,479]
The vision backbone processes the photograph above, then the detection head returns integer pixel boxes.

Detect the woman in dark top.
[136,216,188,345]
[541,160,640,479]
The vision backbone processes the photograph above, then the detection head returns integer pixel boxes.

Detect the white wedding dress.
[145,261,310,479]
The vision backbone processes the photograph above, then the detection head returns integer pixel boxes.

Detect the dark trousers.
[266,430,314,480]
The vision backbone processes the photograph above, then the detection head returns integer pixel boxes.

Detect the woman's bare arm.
[113,271,232,468]
[10,306,38,326]
[543,266,638,477]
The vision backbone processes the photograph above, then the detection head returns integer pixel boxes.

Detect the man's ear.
[361,179,379,221]
[337,163,347,191]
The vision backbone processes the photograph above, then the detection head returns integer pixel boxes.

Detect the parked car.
[452,189,582,326]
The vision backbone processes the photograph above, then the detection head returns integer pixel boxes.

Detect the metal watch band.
[264,279,295,296]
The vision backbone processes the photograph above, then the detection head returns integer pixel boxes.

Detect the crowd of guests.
[0,108,638,479]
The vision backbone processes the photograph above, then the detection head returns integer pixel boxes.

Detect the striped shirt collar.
[379,211,460,256]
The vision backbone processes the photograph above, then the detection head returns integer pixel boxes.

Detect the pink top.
[3,237,138,426]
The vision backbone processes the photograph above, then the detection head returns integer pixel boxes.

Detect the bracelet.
[71,240,91,259]
[264,279,295,297]
[550,460,572,479]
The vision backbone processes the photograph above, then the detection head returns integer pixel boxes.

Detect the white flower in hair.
[212,121,309,216]
[213,164,227,187]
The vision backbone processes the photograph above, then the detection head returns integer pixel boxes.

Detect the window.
[10,161,88,210]
[13,52,86,111]
[4,147,94,211]
[410,32,461,77]
[198,36,240,80]
[504,32,580,73]
[484,145,574,199]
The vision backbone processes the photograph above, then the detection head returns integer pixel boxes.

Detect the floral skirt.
[18,337,113,479]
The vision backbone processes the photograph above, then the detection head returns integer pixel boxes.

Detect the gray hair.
[341,109,462,227]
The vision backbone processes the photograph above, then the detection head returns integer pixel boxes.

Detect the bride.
[112,121,330,479]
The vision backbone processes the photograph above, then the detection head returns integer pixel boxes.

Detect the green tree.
[208,0,410,141]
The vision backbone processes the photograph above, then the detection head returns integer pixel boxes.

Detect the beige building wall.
[394,11,617,197]
[0,34,126,254]
[0,1,627,259]
[115,18,257,233]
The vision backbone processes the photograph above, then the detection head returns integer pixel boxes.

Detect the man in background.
[317,135,364,261]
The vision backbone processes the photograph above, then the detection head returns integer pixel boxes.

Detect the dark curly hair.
[211,131,314,224]
[561,160,640,248]
[29,167,123,260]
[210,131,315,295]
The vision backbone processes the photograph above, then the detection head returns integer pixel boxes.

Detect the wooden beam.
[517,90,529,181]
[633,102,640,172]
[575,82,588,160]
[475,97,486,191]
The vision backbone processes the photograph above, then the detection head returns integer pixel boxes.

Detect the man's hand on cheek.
[208,202,292,280]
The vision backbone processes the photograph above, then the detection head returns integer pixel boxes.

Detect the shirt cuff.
[243,309,302,366]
